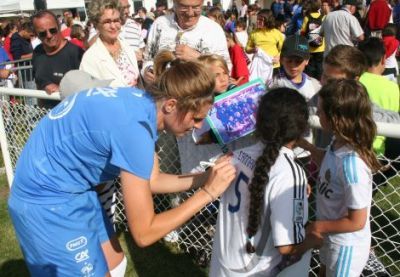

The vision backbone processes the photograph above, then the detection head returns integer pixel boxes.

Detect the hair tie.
[246,236,256,254]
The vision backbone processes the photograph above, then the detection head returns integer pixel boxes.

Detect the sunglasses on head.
[37,27,58,38]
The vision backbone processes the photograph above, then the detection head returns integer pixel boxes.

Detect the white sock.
[110,255,127,277]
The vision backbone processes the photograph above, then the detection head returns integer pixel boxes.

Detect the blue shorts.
[8,190,115,276]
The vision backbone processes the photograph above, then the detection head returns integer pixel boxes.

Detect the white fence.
[1,88,399,276]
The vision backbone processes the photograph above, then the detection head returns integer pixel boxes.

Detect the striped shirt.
[209,142,308,276]
[120,18,145,51]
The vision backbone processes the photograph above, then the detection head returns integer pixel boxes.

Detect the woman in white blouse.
[80,0,139,87]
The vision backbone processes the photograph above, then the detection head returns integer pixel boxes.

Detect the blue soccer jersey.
[9,86,158,276]
[11,87,157,204]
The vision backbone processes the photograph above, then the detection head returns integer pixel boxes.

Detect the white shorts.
[320,242,370,277]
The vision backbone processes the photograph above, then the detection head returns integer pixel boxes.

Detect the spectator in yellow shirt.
[246,9,284,74]
[301,0,325,80]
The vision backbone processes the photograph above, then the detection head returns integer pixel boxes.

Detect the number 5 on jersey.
[228,172,250,213]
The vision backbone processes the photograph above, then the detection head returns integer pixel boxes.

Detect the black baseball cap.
[281,35,310,60]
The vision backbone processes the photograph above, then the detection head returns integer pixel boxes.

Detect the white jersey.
[267,72,320,103]
[317,143,372,246]
[143,13,231,71]
[210,142,308,277]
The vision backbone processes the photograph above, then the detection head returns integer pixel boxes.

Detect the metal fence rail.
[0,58,34,90]
[1,88,399,276]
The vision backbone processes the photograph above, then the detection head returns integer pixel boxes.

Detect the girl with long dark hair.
[210,87,322,276]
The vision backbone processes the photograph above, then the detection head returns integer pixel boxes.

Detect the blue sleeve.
[342,154,372,210]
[0,47,9,66]
[109,120,155,180]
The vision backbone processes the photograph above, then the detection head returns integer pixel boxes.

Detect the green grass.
[0,174,29,277]
[0,153,398,276]
[0,173,207,277]
[0,147,4,168]
[121,234,207,277]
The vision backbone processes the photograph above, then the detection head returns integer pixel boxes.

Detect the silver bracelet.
[201,187,216,202]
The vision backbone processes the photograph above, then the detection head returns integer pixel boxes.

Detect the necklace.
[104,39,121,60]
[109,47,121,60]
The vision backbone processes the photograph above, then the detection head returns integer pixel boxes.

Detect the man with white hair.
[142,0,231,84]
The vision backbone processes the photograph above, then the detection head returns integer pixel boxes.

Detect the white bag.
[249,48,273,84]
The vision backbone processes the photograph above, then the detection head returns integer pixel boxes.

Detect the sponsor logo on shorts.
[75,249,90,263]
[66,236,88,251]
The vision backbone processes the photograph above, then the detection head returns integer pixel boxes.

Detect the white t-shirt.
[143,13,231,70]
[235,31,249,49]
[320,8,364,55]
[385,51,399,79]
[317,143,372,246]
[210,142,308,277]
[240,4,248,18]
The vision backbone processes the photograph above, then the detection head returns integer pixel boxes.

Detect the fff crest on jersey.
[293,199,304,223]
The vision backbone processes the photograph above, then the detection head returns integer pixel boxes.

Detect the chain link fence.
[1,90,399,276]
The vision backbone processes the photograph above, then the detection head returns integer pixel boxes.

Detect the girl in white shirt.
[210,87,322,276]
[304,79,381,277]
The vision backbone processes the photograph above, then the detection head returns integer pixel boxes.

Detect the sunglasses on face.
[37,27,58,39]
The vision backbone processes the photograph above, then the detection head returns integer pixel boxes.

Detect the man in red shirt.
[367,0,392,37]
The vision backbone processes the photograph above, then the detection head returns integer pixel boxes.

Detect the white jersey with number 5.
[210,142,308,277]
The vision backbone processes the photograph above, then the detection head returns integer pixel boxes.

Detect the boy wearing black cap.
[268,35,321,104]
